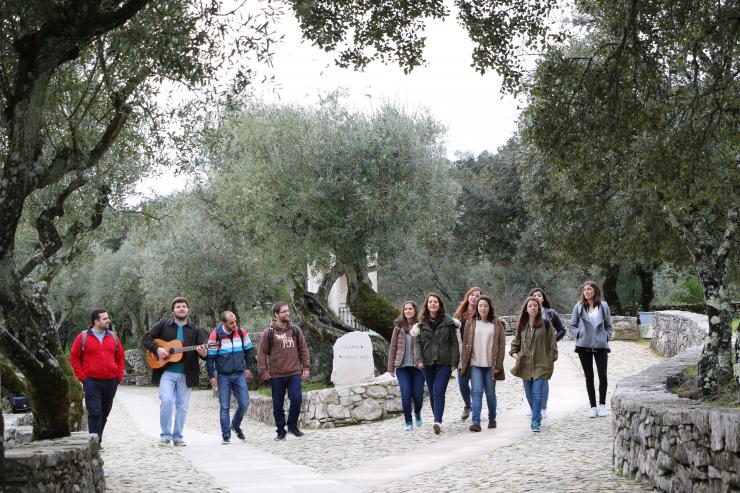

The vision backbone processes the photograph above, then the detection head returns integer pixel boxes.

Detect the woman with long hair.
[510,296,558,432]
[412,293,461,435]
[388,301,425,431]
[453,287,481,420]
[459,295,506,432]
[568,281,613,418]
[528,288,566,418]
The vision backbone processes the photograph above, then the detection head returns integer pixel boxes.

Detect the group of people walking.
[386,281,614,433]
[68,280,613,447]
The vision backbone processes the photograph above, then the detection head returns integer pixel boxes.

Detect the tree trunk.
[0,410,4,492]
[292,285,389,379]
[0,261,71,439]
[601,263,622,315]
[634,262,657,311]
[696,263,735,396]
[344,264,397,342]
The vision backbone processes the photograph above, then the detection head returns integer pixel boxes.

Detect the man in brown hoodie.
[257,301,311,440]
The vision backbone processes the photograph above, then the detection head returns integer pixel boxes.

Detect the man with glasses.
[257,301,311,441]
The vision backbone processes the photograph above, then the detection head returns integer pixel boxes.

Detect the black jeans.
[270,374,302,434]
[577,349,608,407]
[83,377,118,444]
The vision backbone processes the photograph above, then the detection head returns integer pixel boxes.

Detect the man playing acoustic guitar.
[142,296,207,446]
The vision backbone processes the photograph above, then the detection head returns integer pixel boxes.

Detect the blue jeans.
[422,364,452,423]
[82,377,118,444]
[541,379,549,410]
[270,374,302,434]
[395,366,424,424]
[159,371,192,442]
[217,372,249,439]
[469,366,497,423]
[522,378,547,423]
[457,372,471,409]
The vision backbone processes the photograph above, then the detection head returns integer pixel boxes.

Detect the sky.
[136,6,523,198]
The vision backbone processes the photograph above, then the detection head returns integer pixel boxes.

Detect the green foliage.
[671,279,705,305]
[206,94,458,278]
[289,0,562,92]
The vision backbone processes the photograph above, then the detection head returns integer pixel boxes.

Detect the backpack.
[80,328,120,362]
[7,394,31,413]
[266,325,303,355]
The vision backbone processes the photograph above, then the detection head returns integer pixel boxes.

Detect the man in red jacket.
[69,309,125,447]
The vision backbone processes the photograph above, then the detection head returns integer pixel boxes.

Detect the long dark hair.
[516,296,544,332]
[394,301,418,328]
[454,287,481,319]
[528,288,552,309]
[475,295,496,323]
[419,293,445,321]
[579,281,602,309]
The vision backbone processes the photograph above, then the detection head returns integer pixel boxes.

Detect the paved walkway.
[105,340,661,492]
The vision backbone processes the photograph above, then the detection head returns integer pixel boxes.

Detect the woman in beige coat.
[459,295,506,432]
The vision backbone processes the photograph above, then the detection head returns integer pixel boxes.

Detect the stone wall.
[3,412,33,449]
[501,314,638,341]
[5,432,105,492]
[247,375,403,429]
[612,346,740,493]
[650,311,708,358]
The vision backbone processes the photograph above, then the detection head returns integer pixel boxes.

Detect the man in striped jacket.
[206,311,254,444]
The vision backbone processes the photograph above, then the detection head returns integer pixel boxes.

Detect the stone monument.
[330,331,375,386]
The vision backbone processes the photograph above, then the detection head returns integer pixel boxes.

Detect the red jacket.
[69,330,126,383]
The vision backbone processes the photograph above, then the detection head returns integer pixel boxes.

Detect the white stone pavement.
[108,340,662,492]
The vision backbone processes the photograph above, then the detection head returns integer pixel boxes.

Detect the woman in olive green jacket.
[510,296,558,432]
[411,293,460,434]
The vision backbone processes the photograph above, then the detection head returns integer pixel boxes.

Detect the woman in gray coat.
[568,281,613,418]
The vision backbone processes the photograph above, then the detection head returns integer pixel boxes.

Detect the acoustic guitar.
[146,338,217,369]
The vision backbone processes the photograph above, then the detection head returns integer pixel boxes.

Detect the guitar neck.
[172,345,201,354]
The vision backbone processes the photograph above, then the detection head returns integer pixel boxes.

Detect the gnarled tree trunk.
[0,265,71,439]
[292,285,389,380]
[601,263,622,315]
[634,262,657,312]
[345,264,397,342]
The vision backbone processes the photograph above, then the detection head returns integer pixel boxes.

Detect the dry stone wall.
[4,432,105,492]
[247,375,403,428]
[650,311,709,357]
[612,346,740,493]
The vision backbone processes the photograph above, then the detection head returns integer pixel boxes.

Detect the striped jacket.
[206,324,254,378]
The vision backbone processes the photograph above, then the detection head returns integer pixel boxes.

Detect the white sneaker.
[598,404,608,417]
[588,407,597,418]
[433,422,442,434]
[541,410,547,419]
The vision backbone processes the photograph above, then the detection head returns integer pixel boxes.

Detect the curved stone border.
[5,432,105,492]
[650,311,709,357]
[247,376,404,429]
[612,346,740,492]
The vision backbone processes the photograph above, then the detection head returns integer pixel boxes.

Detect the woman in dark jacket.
[459,295,506,432]
[528,288,565,419]
[412,293,461,435]
[568,281,613,418]
[388,301,425,431]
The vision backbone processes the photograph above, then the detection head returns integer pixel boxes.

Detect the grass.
[732,319,739,333]
[255,381,333,397]
[668,366,739,408]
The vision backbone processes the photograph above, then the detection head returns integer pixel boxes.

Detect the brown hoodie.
[257,322,311,380]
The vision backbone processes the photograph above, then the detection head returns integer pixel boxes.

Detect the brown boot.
[488,420,497,429]
[469,422,482,432]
